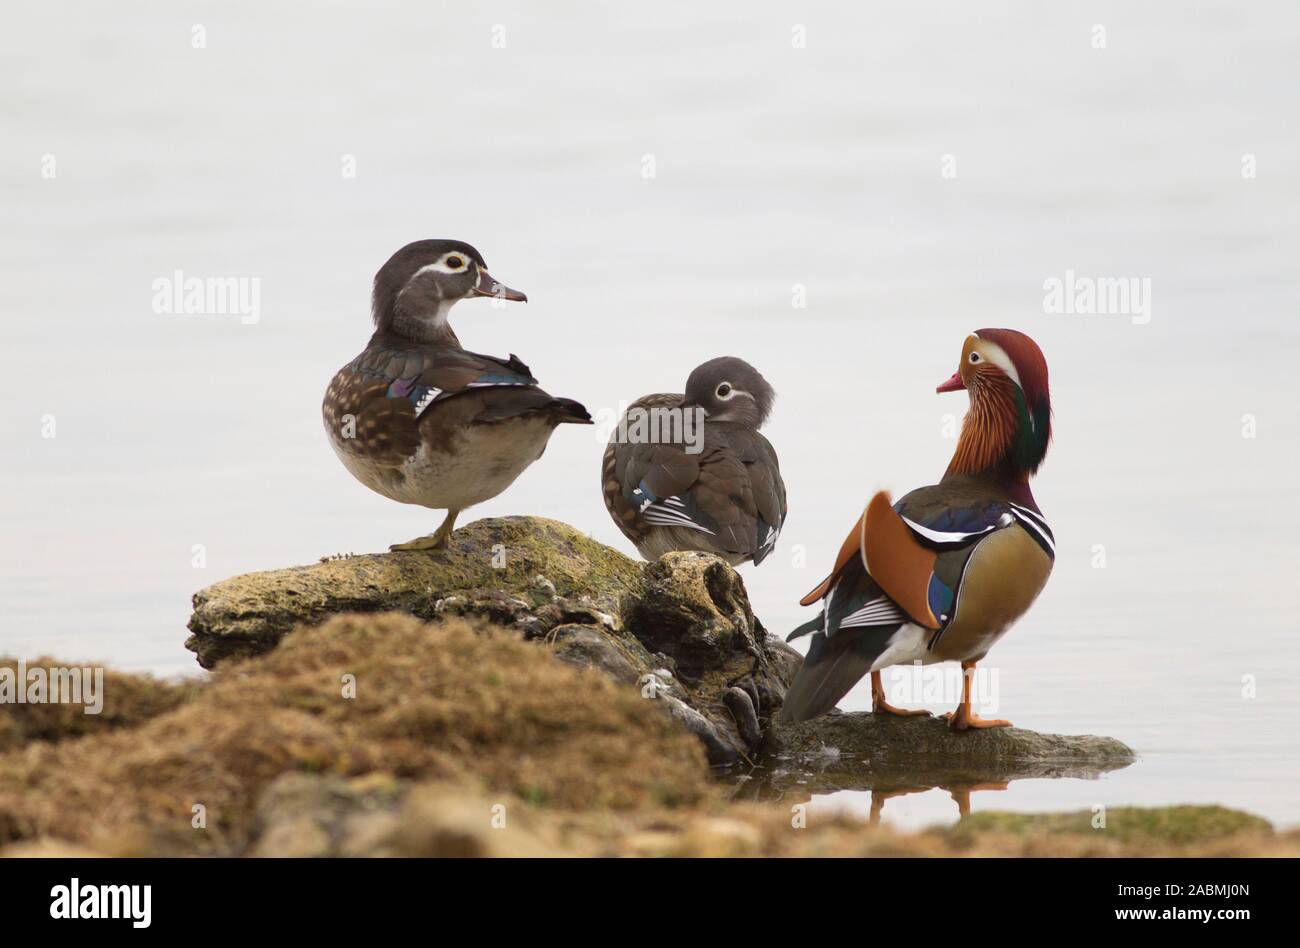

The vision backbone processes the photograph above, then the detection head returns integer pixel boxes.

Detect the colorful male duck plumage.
[602,357,787,566]
[780,329,1053,730]
[323,239,591,550]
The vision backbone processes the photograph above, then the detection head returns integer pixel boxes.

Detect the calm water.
[2,2,1298,831]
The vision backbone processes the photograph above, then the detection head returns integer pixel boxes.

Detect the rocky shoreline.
[2,516,1289,857]
[187,516,1136,773]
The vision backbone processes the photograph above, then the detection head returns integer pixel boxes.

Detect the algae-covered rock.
[625,552,760,678]
[767,710,1135,768]
[186,517,799,765]
[186,517,640,669]
[745,710,1137,806]
[185,516,1141,777]
[550,625,641,684]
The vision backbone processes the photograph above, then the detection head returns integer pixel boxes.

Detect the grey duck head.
[682,357,775,428]
[371,238,526,342]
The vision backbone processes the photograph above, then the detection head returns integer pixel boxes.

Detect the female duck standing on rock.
[601,357,787,566]
[780,329,1053,730]
[323,240,592,551]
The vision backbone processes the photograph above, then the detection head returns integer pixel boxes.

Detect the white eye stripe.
[970,336,1021,387]
[412,253,474,277]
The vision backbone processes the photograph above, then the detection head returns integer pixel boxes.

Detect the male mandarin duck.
[323,239,591,551]
[601,357,787,566]
[779,329,1053,730]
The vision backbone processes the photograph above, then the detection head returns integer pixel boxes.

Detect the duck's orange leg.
[947,781,1010,818]
[942,661,1011,731]
[868,786,931,826]
[871,671,932,717]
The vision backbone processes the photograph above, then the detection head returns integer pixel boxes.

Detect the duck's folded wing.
[893,489,1007,550]
[798,489,1010,628]
[789,553,904,642]
[616,440,768,558]
[619,441,710,534]
[879,486,1038,627]
[358,344,590,426]
[728,429,786,565]
[397,348,538,416]
[327,345,560,463]
[340,345,536,417]
[688,447,764,554]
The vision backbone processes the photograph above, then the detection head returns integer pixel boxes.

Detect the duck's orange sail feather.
[800,491,942,629]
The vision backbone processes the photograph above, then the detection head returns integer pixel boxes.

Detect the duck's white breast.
[329,415,557,511]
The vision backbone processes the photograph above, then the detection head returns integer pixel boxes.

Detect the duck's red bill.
[936,371,965,393]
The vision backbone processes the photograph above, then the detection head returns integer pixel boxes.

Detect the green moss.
[468,517,642,599]
[956,805,1272,844]
[188,516,645,668]
[521,785,552,807]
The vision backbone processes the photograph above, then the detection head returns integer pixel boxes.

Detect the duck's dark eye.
[716,383,732,398]
[969,352,981,363]
[446,256,465,270]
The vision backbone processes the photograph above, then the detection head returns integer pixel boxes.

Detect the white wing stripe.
[642,504,716,535]
[642,508,696,526]
[844,607,903,623]
[900,516,996,545]
[413,387,443,417]
[838,595,906,629]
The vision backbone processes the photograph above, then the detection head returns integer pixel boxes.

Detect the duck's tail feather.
[778,624,901,724]
[471,389,592,424]
[550,397,593,424]
[786,615,823,643]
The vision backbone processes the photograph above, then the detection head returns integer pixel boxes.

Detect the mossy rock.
[742,711,1137,802]
[184,516,1141,781]
[186,516,642,668]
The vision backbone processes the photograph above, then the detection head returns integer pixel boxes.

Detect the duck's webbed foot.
[390,509,459,552]
[942,707,1012,730]
[942,661,1011,731]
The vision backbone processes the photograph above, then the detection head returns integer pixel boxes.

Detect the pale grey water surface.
[2,2,1298,831]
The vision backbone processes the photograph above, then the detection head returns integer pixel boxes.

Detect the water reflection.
[729,711,1135,825]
